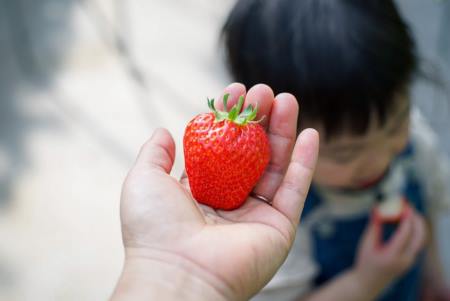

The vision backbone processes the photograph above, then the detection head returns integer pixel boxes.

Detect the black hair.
[222,0,417,138]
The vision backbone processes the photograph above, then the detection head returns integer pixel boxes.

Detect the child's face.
[313,98,410,190]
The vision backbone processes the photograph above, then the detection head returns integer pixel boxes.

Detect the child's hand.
[353,207,427,296]
[422,286,450,301]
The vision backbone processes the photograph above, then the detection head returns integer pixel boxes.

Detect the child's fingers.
[385,208,414,256]
[360,218,379,252]
[405,212,427,259]
[215,82,246,111]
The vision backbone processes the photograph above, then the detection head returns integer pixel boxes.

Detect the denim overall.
[302,144,425,301]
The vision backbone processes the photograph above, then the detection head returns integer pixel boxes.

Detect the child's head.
[222,0,417,189]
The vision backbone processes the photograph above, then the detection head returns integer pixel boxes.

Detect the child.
[222,0,450,300]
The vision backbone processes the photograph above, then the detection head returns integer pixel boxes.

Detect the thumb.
[134,128,176,174]
[360,216,379,252]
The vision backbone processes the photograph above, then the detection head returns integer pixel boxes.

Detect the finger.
[405,212,427,259]
[243,84,275,129]
[215,82,246,111]
[272,128,319,225]
[252,93,299,200]
[385,207,413,256]
[134,128,176,174]
[360,217,379,252]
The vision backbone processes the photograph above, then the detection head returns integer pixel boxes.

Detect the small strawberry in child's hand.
[183,94,270,210]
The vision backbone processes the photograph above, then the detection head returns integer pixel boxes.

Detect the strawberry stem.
[223,94,229,111]
[207,94,260,125]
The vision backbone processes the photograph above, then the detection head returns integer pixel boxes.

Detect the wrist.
[111,248,231,301]
[349,268,385,300]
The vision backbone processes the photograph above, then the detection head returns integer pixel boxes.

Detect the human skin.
[110,83,320,301]
[297,95,438,301]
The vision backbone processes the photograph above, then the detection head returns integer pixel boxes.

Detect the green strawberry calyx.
[207,94,260,125]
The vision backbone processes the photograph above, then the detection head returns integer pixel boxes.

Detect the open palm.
[120,83,319,300]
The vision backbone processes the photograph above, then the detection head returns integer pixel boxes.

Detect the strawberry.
[373,197,410,244]
[183,94,270,210]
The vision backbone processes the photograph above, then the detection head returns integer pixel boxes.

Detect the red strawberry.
[183,94,270,210]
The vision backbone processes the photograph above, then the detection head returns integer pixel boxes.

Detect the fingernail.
[297,129,319,169]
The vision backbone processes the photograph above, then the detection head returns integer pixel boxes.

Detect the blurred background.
[0,0,449,300]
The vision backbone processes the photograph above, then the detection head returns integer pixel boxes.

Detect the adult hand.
[111,83,319,301]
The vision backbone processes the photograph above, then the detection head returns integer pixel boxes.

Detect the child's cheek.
[391,131,409,155]
[313,159,356,188]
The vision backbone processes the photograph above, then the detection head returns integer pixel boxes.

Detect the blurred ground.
[0,1,234,300]
[0,0,449,300]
